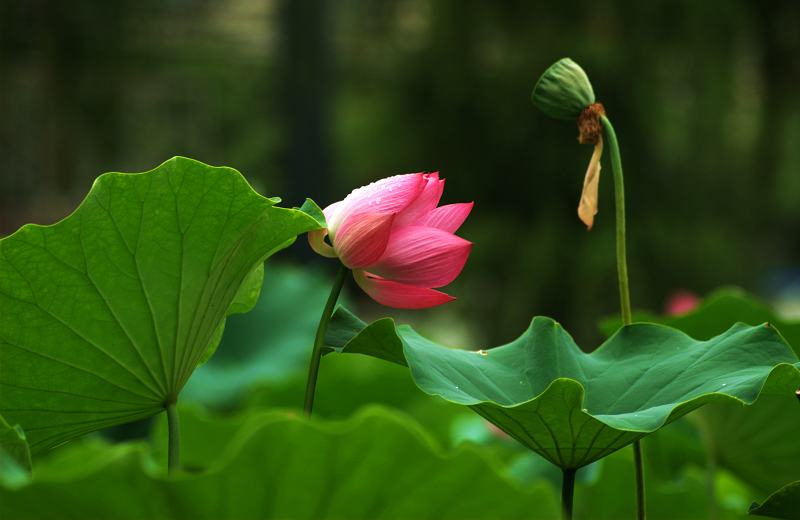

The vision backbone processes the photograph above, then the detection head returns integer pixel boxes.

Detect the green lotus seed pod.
[531,58,596,120]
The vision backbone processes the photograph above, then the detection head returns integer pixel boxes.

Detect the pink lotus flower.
[309,173,473,309]
[664,290,700,316]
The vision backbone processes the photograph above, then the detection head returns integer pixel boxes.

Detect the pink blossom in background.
[485,420,511,440]
[664,290,700,316]
[309,173,473,309]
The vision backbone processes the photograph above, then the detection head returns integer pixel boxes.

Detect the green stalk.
[601,115,633,326]
[166,401,180,474]
[303,265,348,416]
[561,468,576,520]
[632,438,646,520]
[601,115,644,519]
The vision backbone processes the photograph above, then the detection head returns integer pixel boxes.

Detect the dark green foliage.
[0,407,562,520]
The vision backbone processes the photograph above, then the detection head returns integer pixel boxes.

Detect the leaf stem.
[304,265,348,416]
[601,115,644,519]
[166,400,180,474]
[632,438,646,520]
[561,468,576,520]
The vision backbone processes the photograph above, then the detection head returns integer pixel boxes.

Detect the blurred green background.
[3,3,800,518]
[2,0,800,347]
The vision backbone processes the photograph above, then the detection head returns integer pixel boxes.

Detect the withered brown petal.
[578,136,603,230]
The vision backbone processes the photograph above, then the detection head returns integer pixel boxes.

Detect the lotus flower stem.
[561,468,576,520]
[166,400,180,474]
[304,265,349,416]
[600,115,632,325]
[601,115,645,519]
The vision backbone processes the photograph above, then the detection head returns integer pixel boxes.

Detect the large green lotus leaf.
[749,481,800,519]
[0,406,561,520]
[325,307,800,469]
[601,288,800,493]
[0,157,322,453]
